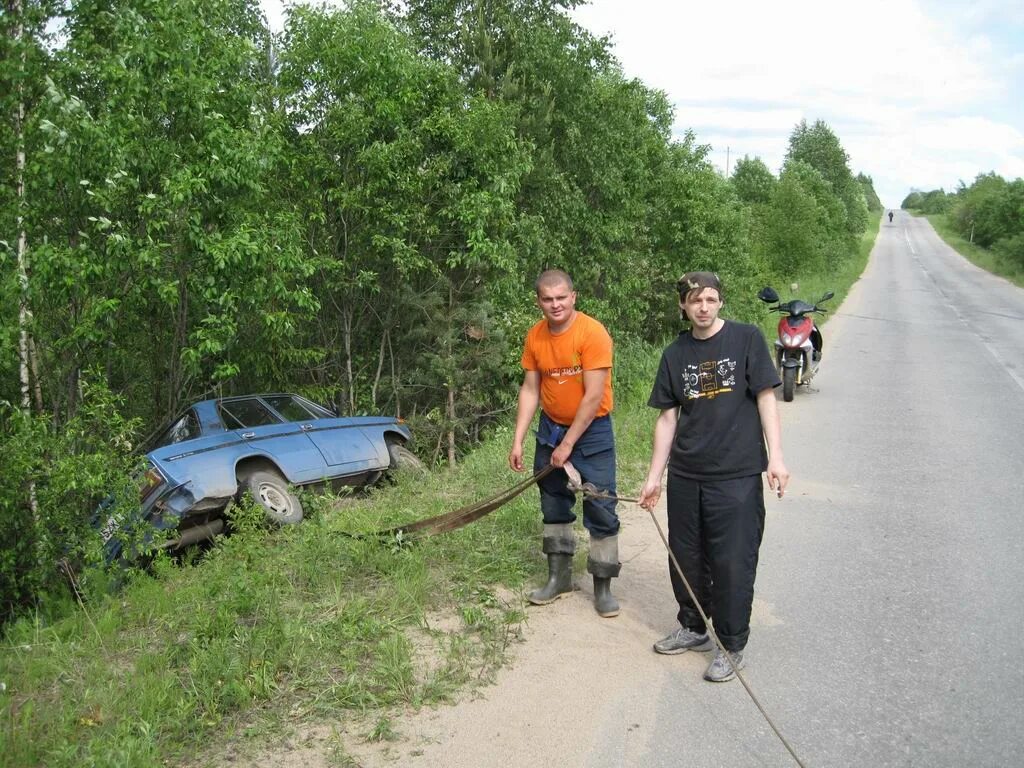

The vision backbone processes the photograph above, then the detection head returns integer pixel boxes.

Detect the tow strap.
[374,465,555,540]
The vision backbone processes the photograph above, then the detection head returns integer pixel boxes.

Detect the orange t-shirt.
[521,311,614,425]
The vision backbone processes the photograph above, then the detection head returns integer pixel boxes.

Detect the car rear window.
[155,410,201,448]
[219,399,281,429]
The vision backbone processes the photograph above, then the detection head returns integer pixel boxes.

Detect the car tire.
[387,441,426,476]
[240,469,304,526]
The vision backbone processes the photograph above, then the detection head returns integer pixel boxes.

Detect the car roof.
[143,394,333,450]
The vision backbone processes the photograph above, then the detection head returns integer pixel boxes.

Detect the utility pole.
[725,145,730,177]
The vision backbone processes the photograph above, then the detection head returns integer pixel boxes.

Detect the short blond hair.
[535,269,574,294]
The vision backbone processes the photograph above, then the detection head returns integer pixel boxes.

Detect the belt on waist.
[542,412,610,428]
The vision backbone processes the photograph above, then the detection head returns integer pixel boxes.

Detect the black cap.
[677,271,722,298]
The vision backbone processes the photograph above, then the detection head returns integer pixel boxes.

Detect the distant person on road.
[888,210,894,223]
[509,269,621,618]
[638,271,790,682]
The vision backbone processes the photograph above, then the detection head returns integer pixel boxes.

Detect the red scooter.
[757,286,834,401]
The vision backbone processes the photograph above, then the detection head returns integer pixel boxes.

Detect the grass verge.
[919,213,1024,288]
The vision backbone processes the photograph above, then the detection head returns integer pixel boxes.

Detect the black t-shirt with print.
[648,320,780,480]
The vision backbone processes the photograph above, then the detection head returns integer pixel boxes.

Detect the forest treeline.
[1,0,879,622]
[902,173,1024,269]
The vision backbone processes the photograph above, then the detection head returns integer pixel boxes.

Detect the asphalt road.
[680,209,1024,768]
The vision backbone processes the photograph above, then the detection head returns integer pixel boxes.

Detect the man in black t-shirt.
[638,271,790,682]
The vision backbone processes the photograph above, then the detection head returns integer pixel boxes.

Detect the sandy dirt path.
[232,491,788,768]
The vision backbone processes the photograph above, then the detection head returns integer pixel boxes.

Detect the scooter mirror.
[758,287,779,303]
[819,290,835,302]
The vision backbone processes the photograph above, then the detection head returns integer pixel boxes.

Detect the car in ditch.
[103,393,422,556]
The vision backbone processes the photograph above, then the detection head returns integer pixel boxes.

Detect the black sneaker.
[653,627,713,655]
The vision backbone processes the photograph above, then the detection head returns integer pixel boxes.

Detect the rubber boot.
[587,534,621,618]
[593,577,618,618]
[528,524,575,605]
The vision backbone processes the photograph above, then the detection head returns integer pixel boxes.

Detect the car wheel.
[387,441,426,476]
[240,469,304,526]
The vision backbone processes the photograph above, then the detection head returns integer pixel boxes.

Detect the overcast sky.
[261,0,1024,208]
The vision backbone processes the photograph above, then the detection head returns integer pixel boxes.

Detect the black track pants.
[665,473,766,652]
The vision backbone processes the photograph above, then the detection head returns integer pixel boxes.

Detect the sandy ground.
[222,490,786,768]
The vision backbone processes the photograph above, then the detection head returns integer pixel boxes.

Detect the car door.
[218,397,330,484]
[262,394,382,473]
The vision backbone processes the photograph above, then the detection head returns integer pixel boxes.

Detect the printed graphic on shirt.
[682,358,737,400]
[546,352,582,382]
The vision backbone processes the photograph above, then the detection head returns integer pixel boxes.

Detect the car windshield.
[264,395,333,422]
[154,410,201,448]
[219,399,281,429]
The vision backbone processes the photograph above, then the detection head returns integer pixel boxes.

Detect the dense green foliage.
[733,120,869,282]
[901,187,954,214]
[785,119,869,236]
[856,172,883,213]
[2,0,876,625]
[902,172,1024,271]
[731,156,776,205]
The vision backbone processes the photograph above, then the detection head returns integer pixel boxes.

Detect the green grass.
[0,227,878,766]
[919,212,1024,288]
[0,474,538,766]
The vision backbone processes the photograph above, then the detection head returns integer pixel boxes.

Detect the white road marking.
[903,227,916,255]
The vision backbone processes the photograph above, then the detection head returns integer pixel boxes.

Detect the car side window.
[219,399,280,429]
[156,410,201,447]
[265,395,319,422]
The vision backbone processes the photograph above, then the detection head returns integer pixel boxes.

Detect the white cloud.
[575,0,996,106]
[674,106,806,137]
[260,0,287,32]
[572,0,1023,206]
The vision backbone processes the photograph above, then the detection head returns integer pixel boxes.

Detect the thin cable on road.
[379,465,810,766]
[580,483,809,768]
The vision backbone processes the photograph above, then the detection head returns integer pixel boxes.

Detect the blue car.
[103,393,420,554]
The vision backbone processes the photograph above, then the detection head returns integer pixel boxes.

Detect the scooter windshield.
[785,300,816,315]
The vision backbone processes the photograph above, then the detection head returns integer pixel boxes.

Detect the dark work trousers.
[666,473,766,652]
[533,412,620,539]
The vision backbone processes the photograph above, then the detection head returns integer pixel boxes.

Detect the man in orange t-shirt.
[509,269,621,618]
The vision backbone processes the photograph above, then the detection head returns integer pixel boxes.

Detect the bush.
[993,233,1024,270]
[0,378,141,625]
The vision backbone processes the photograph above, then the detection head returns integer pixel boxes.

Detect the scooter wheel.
[782,368,796,402]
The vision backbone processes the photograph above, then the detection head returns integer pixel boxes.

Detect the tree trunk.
[342,306,354,414]
[12,0,41,540]
[28,334,43,412]
[431,426,444,468]
[169,272,189,416]
[371,327,388,410]
[14,0,31,414]
[446,281,455,467]
[388,330,400,418]
[447,384,456,467]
